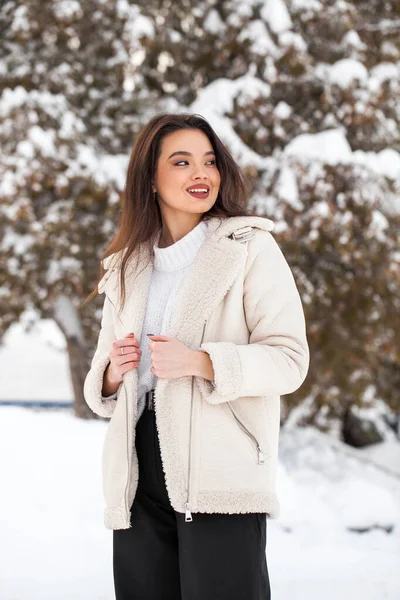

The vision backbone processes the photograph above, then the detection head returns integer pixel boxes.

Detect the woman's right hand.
[103,333,142,394]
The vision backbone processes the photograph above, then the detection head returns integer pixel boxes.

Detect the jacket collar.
[99,216,274,345]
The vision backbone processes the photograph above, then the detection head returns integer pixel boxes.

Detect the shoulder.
[245,223,277,258]
[245,227,292,280]
[101,247,129,271]
[224,215,274,236]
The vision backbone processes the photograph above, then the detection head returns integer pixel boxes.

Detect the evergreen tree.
[0,0,164,417]
[1,0,399,437]
[128,0,400,437]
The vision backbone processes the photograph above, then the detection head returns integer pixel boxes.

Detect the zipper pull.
[258,447,266,465]
[185,502,193,522]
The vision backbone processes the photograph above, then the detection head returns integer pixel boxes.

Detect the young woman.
[83,112,309,600]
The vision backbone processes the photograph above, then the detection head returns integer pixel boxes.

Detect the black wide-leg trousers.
[113,401,271,600]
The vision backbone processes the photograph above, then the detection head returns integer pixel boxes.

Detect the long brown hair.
[84,112,255,313]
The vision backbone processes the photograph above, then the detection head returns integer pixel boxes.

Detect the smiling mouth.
[186,189,210,199]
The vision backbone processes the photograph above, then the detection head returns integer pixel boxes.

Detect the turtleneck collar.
[153,219,208,272]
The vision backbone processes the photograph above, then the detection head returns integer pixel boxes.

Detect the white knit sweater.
[102,219,209,423]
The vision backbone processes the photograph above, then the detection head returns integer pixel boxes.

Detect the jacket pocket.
[226,402,266,465]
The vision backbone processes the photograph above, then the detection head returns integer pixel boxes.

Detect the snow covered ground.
[0,406,399,600]
[1,321,399,599]
[0,315,73,403]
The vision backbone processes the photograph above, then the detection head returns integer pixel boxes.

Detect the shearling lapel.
[166,234,247,346]
[98,216,274,347]
[166,215,274,346]
[100,248,154,342]
[100,233,246,347]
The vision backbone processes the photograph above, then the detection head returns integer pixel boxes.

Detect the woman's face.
[152,128,221,219]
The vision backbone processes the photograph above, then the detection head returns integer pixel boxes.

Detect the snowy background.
[1,0,400,598]
[1,321,399,599]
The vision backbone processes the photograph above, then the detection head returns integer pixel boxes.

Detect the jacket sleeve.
[195,230,310,404]
[101,392,119,401]
[83,295,122,418]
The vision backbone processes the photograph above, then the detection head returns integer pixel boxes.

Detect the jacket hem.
[104,490,280,530]
[187,489,280,518]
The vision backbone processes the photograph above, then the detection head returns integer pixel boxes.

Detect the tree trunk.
[66,335,101,419]
[53,293,103,420]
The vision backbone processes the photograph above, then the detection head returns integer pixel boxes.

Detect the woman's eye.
[174,160,216,166]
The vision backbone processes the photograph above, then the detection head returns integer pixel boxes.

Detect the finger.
[113,353,141,368]
[111,345,141,361]
[114,336,140,348]
[147,335,170,342]
[119,360,140,375]
[124,333,140,346]
[115,352,141,368]
[115,353,142,367]
[124,338,141,348]
[114,346,141,362]
[113,339,141,351]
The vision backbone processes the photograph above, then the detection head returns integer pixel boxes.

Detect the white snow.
[190,76,276,169]
[0,317,73,402]
[342,30,367,51]
[283,128,400,183]
[353,147,400,181]
[120,2,154,44]
[370,62,400,84]
[0,322,399,599]
[10,4,30,33]
[292,0,322,10]
[1,229,34,254]
[261,0,293,34]
[204,9,225,35]
[2,5,400,596]
[285,128,353,165]
[238,19,280,57]
[28,125,57,156]
[279,30,308,51]
[368,209,390,243]
[73,144,129,189]
[274,101,292,119]
[52,1,83,22]
[276,164,304,211]
[328,59,369,88]
[0,406,399,599]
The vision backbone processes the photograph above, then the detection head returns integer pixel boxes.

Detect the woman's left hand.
[147,335,197,379]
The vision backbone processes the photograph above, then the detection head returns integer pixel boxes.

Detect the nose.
[191,168,209,180]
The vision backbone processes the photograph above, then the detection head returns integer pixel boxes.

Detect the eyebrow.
[167,150,216,159]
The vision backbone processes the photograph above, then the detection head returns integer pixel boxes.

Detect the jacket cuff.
[83,353,119,418]
[101,391,119,401]
[195,342,242,404]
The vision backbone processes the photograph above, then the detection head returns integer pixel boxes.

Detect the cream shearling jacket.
[83,215,310,530]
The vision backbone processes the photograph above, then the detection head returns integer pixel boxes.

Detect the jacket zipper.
[226,403,266,465]
[185,319,207,522]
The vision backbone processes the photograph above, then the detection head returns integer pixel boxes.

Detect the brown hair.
[83,112,254,314]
